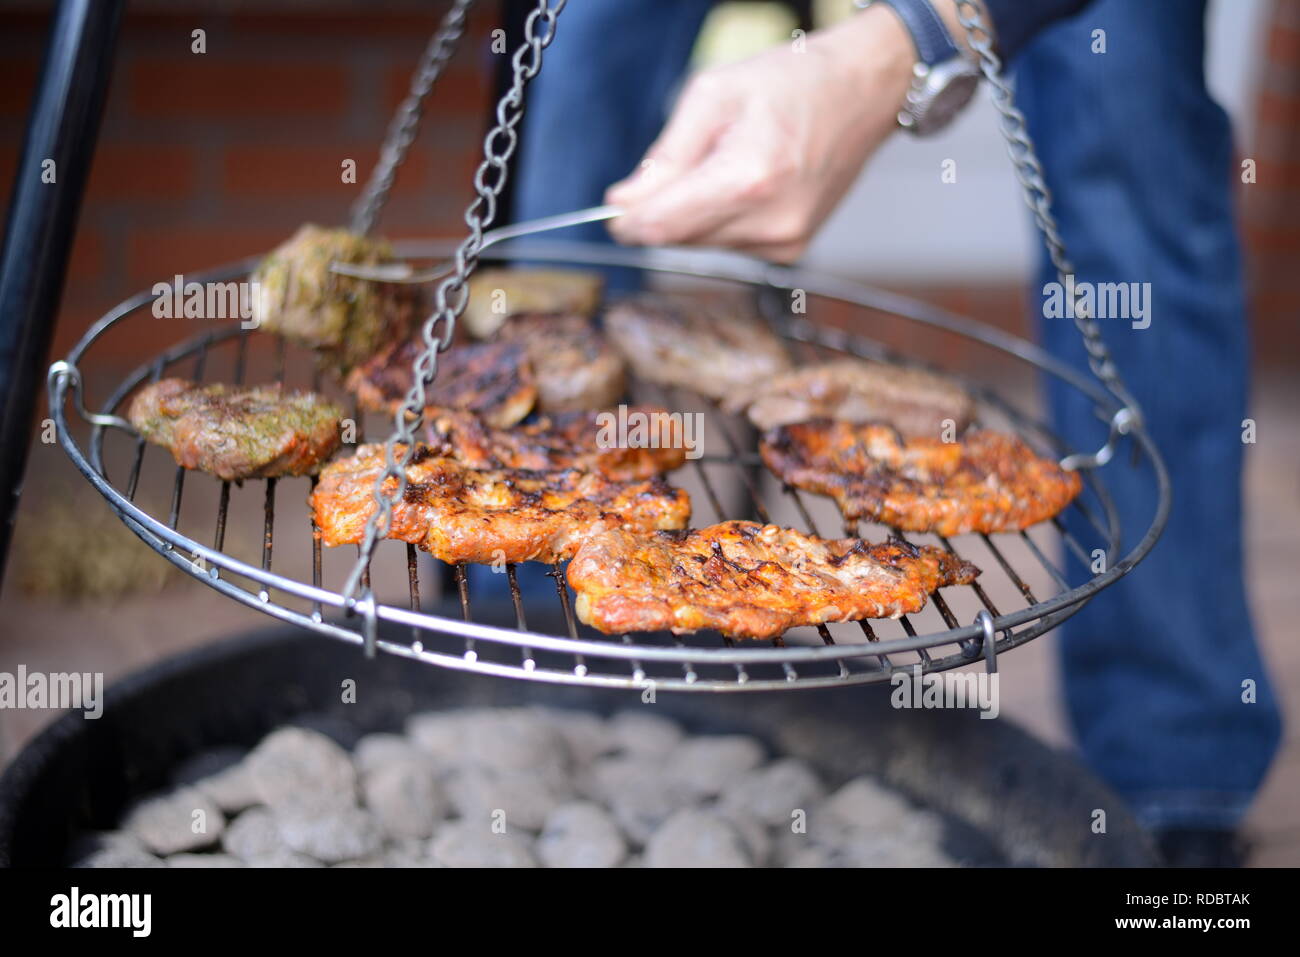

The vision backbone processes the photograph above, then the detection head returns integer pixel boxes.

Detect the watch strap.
[872,0,961,66]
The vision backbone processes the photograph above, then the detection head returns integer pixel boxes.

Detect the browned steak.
[311,443,691,565]
[423,406,685,480]
[346,339,537,428]
[603,293,790,401]
[737,358,975,439]
[760,420,1083,536]
[491,312,626,413]
[462,268,603,339]
[567,520,979,640]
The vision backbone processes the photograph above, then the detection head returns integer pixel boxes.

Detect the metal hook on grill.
[959,609,999,675]
[345,588,380,658]
[1059,406,1138,472]
[976,610,997,676]
[48,360,137,434]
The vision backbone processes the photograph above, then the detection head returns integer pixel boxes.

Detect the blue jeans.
[509,0,1282,829]
[1016,0,1281,830]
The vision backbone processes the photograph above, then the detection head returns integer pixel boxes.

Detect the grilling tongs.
[328,204,623,285]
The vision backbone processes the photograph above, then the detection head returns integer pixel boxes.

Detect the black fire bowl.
[0,607,1158,868]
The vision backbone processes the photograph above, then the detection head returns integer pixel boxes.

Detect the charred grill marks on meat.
[347,339,538,428]
[423,406,685,480]
[490,312,626,413]
[760,420,1082,535]
[311,443,691,565]
[566,520,980,640]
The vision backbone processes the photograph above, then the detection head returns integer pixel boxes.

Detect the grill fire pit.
[0,621,1157,867]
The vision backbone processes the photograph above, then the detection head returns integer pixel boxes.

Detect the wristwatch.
[859,0,982,136]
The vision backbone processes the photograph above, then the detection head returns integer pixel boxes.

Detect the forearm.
[807,3,915,111]
[605,0,1098,257]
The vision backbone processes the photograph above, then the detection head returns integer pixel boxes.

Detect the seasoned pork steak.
[250,224,423,375]
[736,358,975,439]
[567,520,980,640]
[761,420,1082,535]
[603,293,790,401]
[311,443,691,565]
[423,407,685,481]
[129,378,342,480]
[347,339,537,429]
[491,312,626,413]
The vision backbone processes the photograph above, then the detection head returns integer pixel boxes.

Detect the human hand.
[606,4,917,262]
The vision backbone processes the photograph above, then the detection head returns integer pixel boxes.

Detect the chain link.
[349,0,478,236]
[343,0,566,604]
[954,0,1142,422]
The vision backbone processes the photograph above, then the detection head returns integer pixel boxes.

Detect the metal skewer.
[329,204,623,284]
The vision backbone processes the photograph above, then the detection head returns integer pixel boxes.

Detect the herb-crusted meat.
[760,420,1082,535]
[250,224,423,375]
[128,378,343,480]
[310,443,691,565]
[566,520,980,640]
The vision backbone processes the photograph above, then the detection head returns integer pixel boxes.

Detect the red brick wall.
[0,0,1293,376]
[0,2,498,363]
[1243,0,1300,367]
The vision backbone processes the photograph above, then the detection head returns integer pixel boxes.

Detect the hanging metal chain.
[953,0,1142,428]
[349,0,478,236]
[342,0,566,612]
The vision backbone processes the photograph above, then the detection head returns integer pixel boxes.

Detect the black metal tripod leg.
[0,0,124,583]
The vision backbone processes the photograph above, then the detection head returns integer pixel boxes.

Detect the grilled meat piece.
[311,443,691,565]
[761,420,1082,535]
[491,312,626,413]
[424,406,685,480]
[347,339,537,428]
[129,378,343,481]
[250,224,424,375]
[462,268,604,339]
[603,293,790,401]
[567,520,980,640]
[736,358,975,439]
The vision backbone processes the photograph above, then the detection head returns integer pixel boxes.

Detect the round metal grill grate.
[47,241,1169,692]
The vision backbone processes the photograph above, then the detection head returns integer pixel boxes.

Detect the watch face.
[926,72,980,130]
[909,62,981,136]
